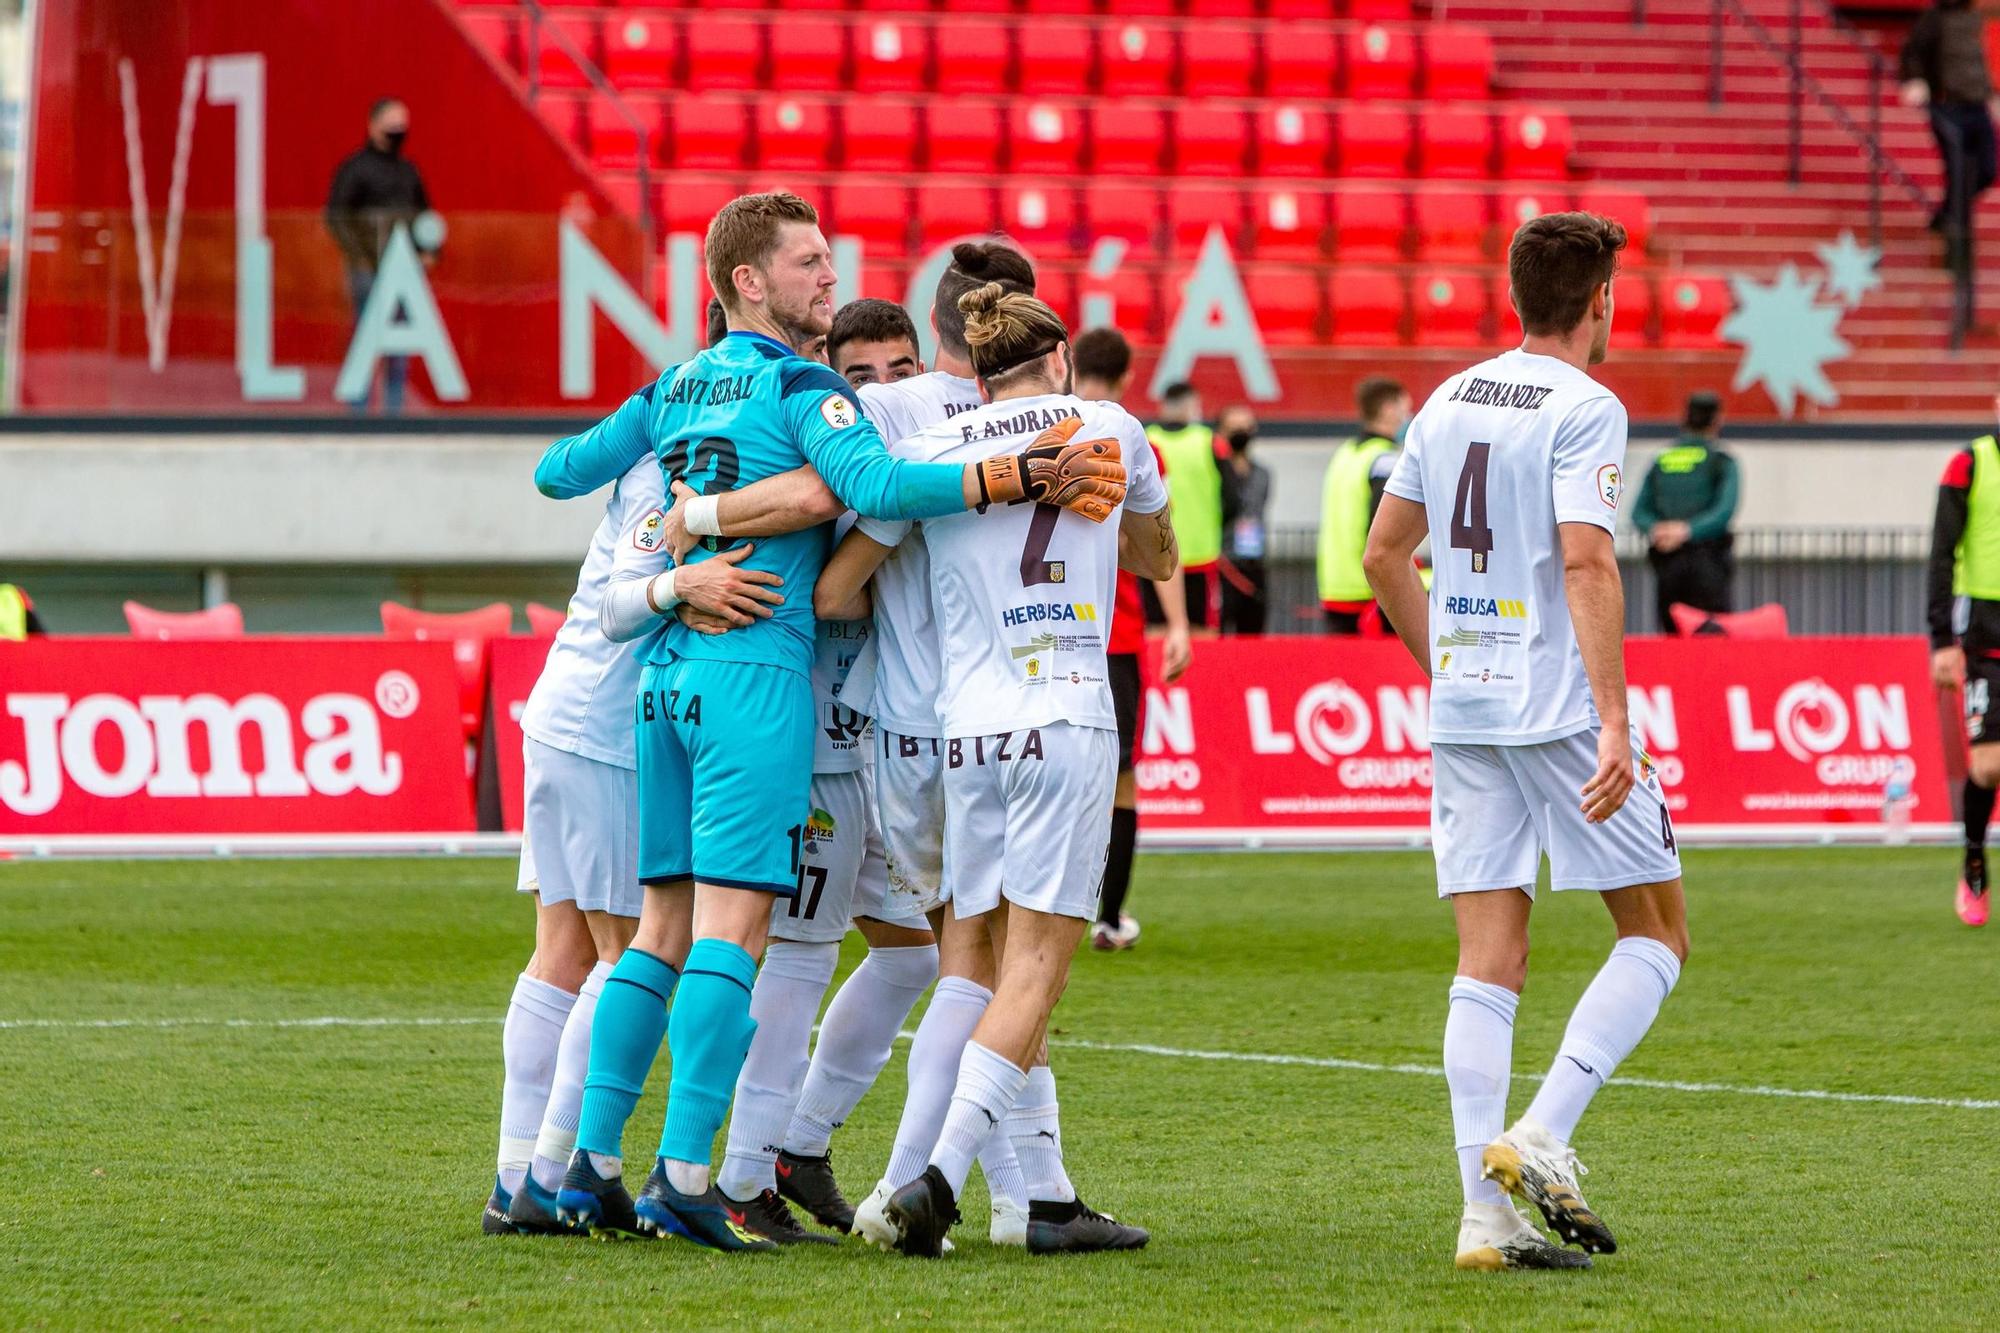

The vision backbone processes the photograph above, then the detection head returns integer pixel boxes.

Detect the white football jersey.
[521,455,665,769]
[901,394,1168,739]
[851,372,984,738]
[813,514,875,774]
[1384,348,1629,746]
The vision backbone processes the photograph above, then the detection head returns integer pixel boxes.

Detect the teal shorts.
[635,656,813,895]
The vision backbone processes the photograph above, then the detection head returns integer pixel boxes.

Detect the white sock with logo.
[1005,1065,1074,1204]
[1444,975,1517,1207]
[928,1041,1028,1198]
[716,940,839,1202]
[784,944,939,1158]
[1525,937,1682,1144]
[531,959,611,1192]
[498,973,577,1196]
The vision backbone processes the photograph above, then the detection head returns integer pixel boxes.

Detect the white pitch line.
[4,1015,1995,1112]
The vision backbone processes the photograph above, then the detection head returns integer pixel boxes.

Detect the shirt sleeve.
[1551,395,1629,533]
[1383,424,1426,505]
[1929,448,1975,649]
[781,361,968,521]
[535,381,659,499]
[854,515,913,547]
[601,462,675,643]
[1120,413,1170,515]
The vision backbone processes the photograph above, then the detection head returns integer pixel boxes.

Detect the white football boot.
[1454,1202,1592,1271]
[989,1195,1029,1246]
[855,1178,954,1253]
[1482,1119,1617,1255]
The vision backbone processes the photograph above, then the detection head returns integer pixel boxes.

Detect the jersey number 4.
[1450,442,1496,574]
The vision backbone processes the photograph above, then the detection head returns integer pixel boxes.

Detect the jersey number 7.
[1019,503,1066,586]
[1450,441,1495,574]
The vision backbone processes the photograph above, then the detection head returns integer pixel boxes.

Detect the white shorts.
[943,722,1116,922]
[516,738,642,918]
[771,766,928,944]
[876,729,948,915]
[1431,727,1682,898]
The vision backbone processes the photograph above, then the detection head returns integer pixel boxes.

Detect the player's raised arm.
[665,468,843,561]
[814,523,899,621]
[599,468,785,637]
[534,380,661,499]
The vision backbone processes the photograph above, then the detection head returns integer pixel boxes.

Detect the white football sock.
[1006,1065,1074,1204]
[978,1133,1029,1211]
[531,959,611,1192]
[928,1041,1028,1198]
[884,975,991,1189]
[717,939,839,1201]
[784,944,938,1158]
[1525,936,1682,1144]
[1445,975,1518,1207]
[498,973,576,1195]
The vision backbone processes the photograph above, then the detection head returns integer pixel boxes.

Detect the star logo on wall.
[1814,230,1883,307]
[1720,263,1852,417]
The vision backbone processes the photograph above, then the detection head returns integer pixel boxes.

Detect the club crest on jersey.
[633,508,666,552]
[1597,463,1621,509]
[820,394,857,430]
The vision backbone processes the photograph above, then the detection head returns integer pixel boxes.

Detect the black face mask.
[382,129,408,155]
[1226,429,1256,453]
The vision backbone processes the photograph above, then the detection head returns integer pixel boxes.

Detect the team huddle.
[483,192,1690,1270]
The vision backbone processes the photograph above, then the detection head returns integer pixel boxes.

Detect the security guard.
[1147,382,1223,631]
[1928,407,2000,927]
[1633,391,1740,632]
[0,583,44,641]
[1319,377,1410,634]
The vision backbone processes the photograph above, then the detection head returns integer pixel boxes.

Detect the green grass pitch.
[2,848,1995,1329]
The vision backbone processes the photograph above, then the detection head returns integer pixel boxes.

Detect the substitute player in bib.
[877,284,1176,1258]
[551,193,1127,1251]
[1364,212,1689,1272]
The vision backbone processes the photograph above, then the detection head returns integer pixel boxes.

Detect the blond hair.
[706,191,819,313]
[957,282,1068,384]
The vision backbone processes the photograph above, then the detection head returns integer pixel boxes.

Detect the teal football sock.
[659,938,760,1168]
[574,948,679,1162]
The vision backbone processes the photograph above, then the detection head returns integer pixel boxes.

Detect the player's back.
[1391,347,1628,746]
[907,394,1163,739]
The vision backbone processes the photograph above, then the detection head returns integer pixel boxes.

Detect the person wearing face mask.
[325,97,435,414]
[1216,405,1272,635]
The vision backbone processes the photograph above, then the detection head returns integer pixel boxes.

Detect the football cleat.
[884,1165,960,1258]
[1026,1196,1149,1254]
[1112,913,1141,946]
[852,1179,900,1249]
[729,1186,841,1246]
[1482,1121,1617,1255]
[1958,851,1988,927]
[1454,1203,1593,1271]
[555,1151,645,1240]
[505,1173,580,1236]
[481,1176,518,1235]
[990,1195,1029,1247]
[634,1160,778,1252]
[776,1149,856,1233]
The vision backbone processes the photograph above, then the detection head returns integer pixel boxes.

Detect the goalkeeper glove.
[973,418,1128,522]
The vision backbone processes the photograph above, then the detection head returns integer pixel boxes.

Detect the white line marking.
[5,1016,1994,1112]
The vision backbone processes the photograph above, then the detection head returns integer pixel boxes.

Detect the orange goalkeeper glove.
[973,418,1128,523]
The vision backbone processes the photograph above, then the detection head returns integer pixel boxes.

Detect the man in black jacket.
[325,98,433,413]
[1900,0,1997,264]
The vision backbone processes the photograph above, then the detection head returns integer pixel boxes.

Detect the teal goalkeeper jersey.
[533,331,973,677]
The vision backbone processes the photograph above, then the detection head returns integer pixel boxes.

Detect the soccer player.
[872,283,1175,1258]
[1925,395,2000,927]
[541,192,1126,1251]
[1072,327,1193,953]
[1364,212,1688,1271]
[828,298,925,388]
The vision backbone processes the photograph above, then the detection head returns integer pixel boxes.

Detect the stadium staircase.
[444,0,1993,420]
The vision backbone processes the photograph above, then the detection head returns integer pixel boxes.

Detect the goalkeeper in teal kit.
[538,192,1128,1249]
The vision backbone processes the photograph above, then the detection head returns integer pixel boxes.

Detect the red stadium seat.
[946,0,1021,11]
[1009,101,1084,176]
[1032,267,1077,326]
[1250,188,1330,259]
[1411,270,1488,345]
[1660,271,1727,347]
[1028,0,1095,13]
[661,174,742,239]
[916,186,1001,245]
[756,98,834,171]
[1267,0,1337,14]
[1017,24,1093,96]
[1091,103,1169,175]
[1081,268,1162,339]
[1000,183,1079,251]
[460,14,520,76]
[602,14,676,90]
[829,180,913,254]
[1348,0,1413,18]
[1612,270,1658,344]
[1172,105,1249,178]
[1328,268,1406,345]
[1343,25,1416,100]
[1576,185,1653,260]
[839,100,921,173]
[598,172,653,225]
[123,601,245,640]
[1499,106,1573,180]
[1330,188,1406,259]
[926,99,1005,173]
[1412,189,1491,262]
[1082,181,1164,248]
[670,97,750,170]
[1242,266,1323,344]
[1182,26,1256,98]
[1186,0,1261,15]
[1097,21,1176,97]
[1417,106,1492,179]
[935,21,1014,94]
[1256,103,1333,177]
[534,15,598,90]
[379,602,514,742]
[870,0,939,10]
[1497,187,1570,238]
[526,603,567,639]
[1102,0,1178,14]
[1423,24,1494,100]
[1336,106,1411,178]
[1166,185,1248,255]
[768,19,849,93]
[587,96,667,168]
[1263,26,1336,98]
[854,20,930,94]
[683,17,762,92]
[1670,602,1790,638]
